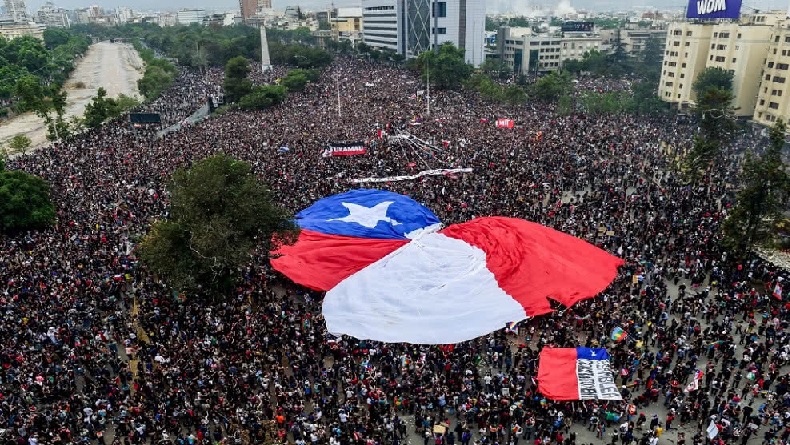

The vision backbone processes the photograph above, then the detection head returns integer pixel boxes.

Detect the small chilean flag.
[773,283,783,300]
[537,347,623,401]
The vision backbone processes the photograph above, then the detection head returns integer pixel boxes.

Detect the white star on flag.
[329,201,401,228]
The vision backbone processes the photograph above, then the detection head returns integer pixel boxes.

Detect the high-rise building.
[658,12,783,117]
[755,22,790,125]
[361,0,401,53]
[3,0,27,22]
[239,0,257,21]
[258,0,272,10]
[361,0,484,66]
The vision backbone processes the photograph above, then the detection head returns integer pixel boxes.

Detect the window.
[680,73,685,78]
[778,63,790,70]
[432,27,446,34]
[710,43,716,50]
[773,76,786,83]
[760,99,766,106]
[668,72,674,77]
[769,62,775,68]
[685,42,690,46]
[738,33,741,39]
[713,32,718,38]
[732,58,736,63]
[769,102,780,109]
[673,41,680,46]
[682,63,687,68]
[717,44,726,50]
[715,56,726,62]
[785,36,790,43]
[772,90,783,97]
[433,1,447,17]
[686,31,692,36]
[719,32,730,38]
[665,81,673,87]
[673,29,682,36]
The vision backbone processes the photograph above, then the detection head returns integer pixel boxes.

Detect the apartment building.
[755,21,790,126]
[659,12,785,120]
[496,26,600,76]
[658,23,714,108]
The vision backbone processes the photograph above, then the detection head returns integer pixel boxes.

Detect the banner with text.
[323,142,367,157]
[686,0,742,19]
[537,347,622,401]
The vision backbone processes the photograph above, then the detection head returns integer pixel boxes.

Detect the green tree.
[238,85,288,110]
[43,28,71,49]
[83,87,115,128]
[281,69,310,92]
[416,43,473,90]
[528,71,572,102]
[138,65,175,100]
[224,56,253,103]
[14,74,44,112]
[685,68,736,181]
[692,67,733,98]
[138,154,298,294]
[8,134,31,153]
[0,169,56,233]
[480,59,511,79]
[721,120,790,257]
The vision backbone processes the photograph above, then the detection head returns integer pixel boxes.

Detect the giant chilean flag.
[271,189,623,344]
[538,347,623,400]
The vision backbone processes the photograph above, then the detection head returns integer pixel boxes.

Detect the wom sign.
[686,0,742,19]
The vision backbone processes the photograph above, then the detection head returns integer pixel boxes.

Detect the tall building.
[755,21,790,126]
[36,1,69,27]
[658,23,715,108]
[658,12,782,117]
[3,0,27,22]
[239,0,256,21]
[362,0,401,53]
[361,0,484,66]
[258,0,272,10]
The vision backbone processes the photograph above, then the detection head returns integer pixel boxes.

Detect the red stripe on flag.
[440,217,623,316]
[537,347,580,400]
[271,229,407,290]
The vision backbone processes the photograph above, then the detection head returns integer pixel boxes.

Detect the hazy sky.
[22,0,790,15]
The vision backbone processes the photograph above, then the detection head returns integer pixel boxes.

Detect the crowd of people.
[0,55,788,445]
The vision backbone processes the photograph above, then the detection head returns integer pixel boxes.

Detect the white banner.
[350,168,473,184]
[576,359,622,400]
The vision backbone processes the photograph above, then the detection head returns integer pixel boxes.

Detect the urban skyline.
[15,0,788,15]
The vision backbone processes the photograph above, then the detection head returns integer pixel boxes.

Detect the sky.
[21,0,790,16]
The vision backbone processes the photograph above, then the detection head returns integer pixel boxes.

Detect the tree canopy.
[224,56,253,104]
[721,120,790,257]
[415,43,473,91]
[138,154,297,294]
[0,168,56,233]
[0,31,90,113]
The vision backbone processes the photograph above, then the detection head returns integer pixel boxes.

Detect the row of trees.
[0,29,91,117]
[133,40,178,101]
[72,23,334,72]
[223,57,321,110]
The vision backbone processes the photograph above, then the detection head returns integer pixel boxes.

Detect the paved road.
[0,41,144,151]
